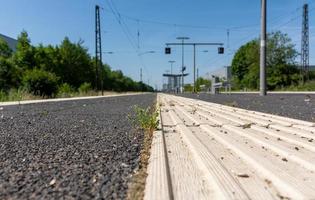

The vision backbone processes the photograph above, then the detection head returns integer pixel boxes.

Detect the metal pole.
[176,37,189,93]
[99,10,103,96]
[140,68,142,82]
[169,61,175,75]
[182,39,184,93]
[193,44,196,93]
[95,6,98,91]
[260,0,267,96]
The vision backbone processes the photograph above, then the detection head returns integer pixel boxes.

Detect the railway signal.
[218,47,224,54]
[165,47,171,54]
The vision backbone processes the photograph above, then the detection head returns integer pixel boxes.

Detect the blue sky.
[0,0,314,89]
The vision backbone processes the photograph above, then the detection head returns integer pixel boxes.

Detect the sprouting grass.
[277,80,315,91]
[0,89,121,102]
[131,105,159,133]
[0,89,38,102]
[224,101,238,107]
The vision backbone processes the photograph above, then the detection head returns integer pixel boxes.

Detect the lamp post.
[168,60,175,74]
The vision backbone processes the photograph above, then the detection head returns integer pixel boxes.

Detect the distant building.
[0,33,18,52]
[205,66,232,81]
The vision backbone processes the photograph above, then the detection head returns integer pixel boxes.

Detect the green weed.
[131,105,159,133]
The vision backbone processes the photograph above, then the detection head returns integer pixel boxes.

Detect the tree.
[13,31,35,70]
[34,44,60,73]
[195,77,211,92]
[58,38,94,87]
[23,68,59,97]
[184,84,193,92]
[266,32,299,89]
[231,31,298,90]
[0,58,21,91]
[1,30,154,95]
[231,40,259,89]
[0,38,13,58]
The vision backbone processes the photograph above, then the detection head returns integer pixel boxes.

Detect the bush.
[23,68,59,97]
[0,90,7,101]
[57,83,74,98]
[78,82,92,94]
[0,57,21,91]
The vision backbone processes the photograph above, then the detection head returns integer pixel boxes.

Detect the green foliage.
[132,105,158,132]
[58,38,94,87]
[0,30,153,102]
[78,82,92,94]
[57,83,74,98]
[279,80,315,91]
[0,57,21,91]
[231,31,299,90]
[184,84,193,92]
[0,38,13,58]
[184,78,211,92]
[195,77,211,92]
[23,68,59,97]
[13,31,35,70]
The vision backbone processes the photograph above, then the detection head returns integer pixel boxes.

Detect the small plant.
[78,82,92,94]
[131,105,158,133]
[224,101,238,107]
[57,83,74,98]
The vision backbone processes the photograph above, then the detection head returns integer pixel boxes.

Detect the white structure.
[0,33,18,52]
[205,66,231,81]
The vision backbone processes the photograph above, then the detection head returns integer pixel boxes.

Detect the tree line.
[0,31,153,98]
[231,31,315,91]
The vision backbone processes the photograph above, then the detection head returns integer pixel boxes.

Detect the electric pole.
[260,0,267,96]
[176,37,190,93]
[301,3,309,83]
[193,44,196,93]
[227,29,230,49]
[95,5,103,95]
[140,68,143,82]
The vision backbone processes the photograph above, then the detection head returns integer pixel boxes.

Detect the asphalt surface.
[0,94,156,200]
[178,93,315,122]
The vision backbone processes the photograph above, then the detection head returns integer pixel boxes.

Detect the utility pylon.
[95,5,103,95]
[301,3,309,82]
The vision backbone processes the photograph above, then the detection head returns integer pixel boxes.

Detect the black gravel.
[178,93,315,122]
[0,94,156,200]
